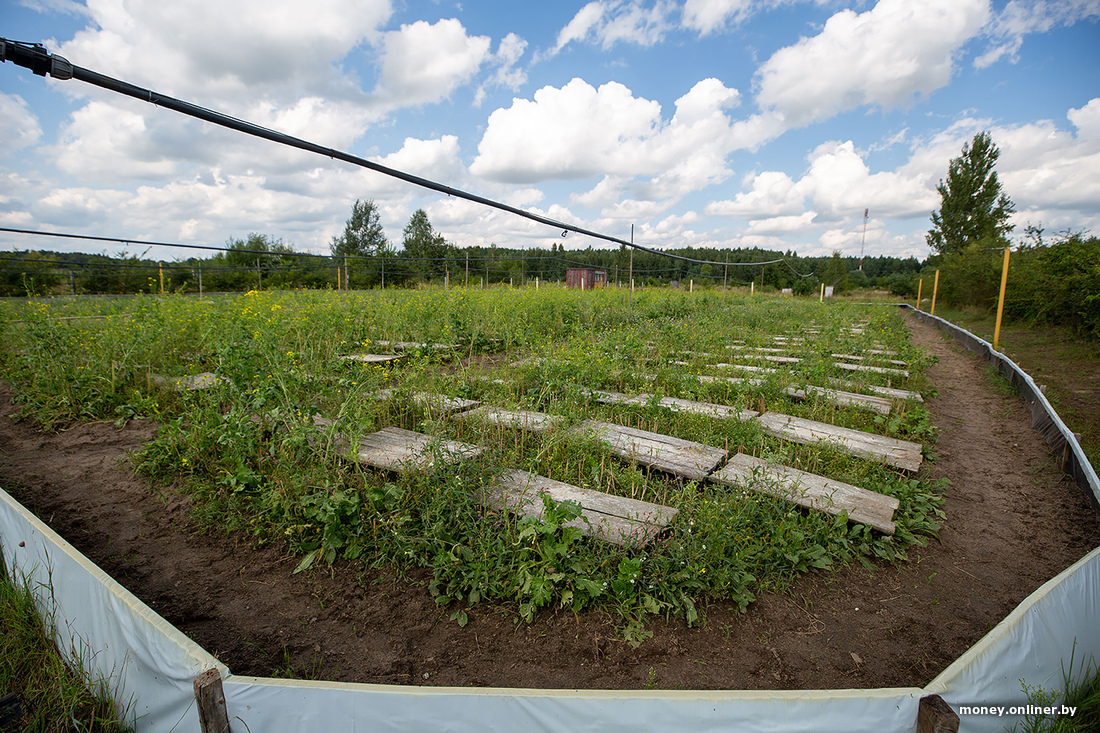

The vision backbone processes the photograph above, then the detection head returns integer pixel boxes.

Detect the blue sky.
[1,0,1098,262]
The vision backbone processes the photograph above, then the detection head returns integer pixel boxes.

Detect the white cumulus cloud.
[754,0,990,131]
[375,18,492,107]
[0,93,43,157]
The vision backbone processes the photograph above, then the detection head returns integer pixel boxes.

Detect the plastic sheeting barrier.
[0,307,1097,732]
[0,488,226,732]
[905,305,1100,512]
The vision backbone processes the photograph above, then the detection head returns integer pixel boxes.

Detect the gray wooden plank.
[593,390,758,422]
[342,353,404,364]
[835,362,910,378]
[455,406,564,433]
[571,419,727,480]
[830,379,923,402]
[152,372,230,391]
[712,363,778,374]
[785,385,893,415]
[712,453,898,534]
[373,340,457,352]
[375,389,481,415]
[756,412,922,472]
[487,469,677,546]
[355,427,482,471]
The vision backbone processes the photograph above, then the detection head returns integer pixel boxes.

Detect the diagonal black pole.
[1,38,800,270]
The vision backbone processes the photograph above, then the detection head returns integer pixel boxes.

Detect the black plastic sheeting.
[903,304,1100,515]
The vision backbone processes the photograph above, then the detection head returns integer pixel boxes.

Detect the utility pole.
[859,208,868,271]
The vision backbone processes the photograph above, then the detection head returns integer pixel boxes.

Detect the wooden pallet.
[756,412,922,472]
[487,469,677,546]
[353,427,483,471]
[571,419,727,481]
[712,453,898,534]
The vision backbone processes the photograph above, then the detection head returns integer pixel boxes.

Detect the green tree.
[401,209,452,277]
[331,199,387,258]
[927,131,1015,255]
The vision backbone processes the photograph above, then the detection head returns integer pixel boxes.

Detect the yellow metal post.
[916,278,923,311]
[930,269,940,316]
[159,262,164,294]
[994,246,1011,351]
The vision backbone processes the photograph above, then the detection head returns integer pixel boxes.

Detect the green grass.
[0,557,133,732]
[0,288,944,636]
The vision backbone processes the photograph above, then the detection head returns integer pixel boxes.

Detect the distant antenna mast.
[858,208,868,271]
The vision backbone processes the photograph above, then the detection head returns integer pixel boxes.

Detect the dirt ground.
[1,312,1097,691]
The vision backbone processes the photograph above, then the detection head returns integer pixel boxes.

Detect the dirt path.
[1,312,1097,690]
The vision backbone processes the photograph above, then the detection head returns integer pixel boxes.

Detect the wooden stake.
[916,694,959,733]
[193,668,230,733]
[917,278,923,310]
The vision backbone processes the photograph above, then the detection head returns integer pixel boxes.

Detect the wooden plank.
[373,340,457,352]
[593,390,758,422]
[696,375,767,387]
[835,362,910,378]
[832,353,908,367]
[712,453,898,534]
[152,372,230,391]
[712,363,778,374]
[571,419,727,480]
[785,385,893,415]
[756,412,922,472]
[831,379,923,402]
[342,353,404,364]
[354,427,482,471]
[456,406,564,433]
[375,389,481,415]
[487,469,677,546]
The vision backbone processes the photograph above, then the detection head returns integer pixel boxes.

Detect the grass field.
[0,287,947,635]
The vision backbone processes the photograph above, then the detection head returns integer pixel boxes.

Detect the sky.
[1,0,1099,263]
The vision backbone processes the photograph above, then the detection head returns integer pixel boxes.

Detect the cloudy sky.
[2,0,1098,262]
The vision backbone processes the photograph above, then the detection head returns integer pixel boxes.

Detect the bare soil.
[1,313,1097,690]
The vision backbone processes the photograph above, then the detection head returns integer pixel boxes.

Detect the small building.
[565,268,608,290]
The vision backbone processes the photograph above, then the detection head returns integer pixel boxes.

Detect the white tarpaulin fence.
[1,307,1097,732]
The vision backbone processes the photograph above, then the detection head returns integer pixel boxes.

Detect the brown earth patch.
[1,311,1097,690]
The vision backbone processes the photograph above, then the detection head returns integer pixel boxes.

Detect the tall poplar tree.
[926,131,1015,255]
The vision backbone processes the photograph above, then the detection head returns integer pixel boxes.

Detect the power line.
[0,39,810,274]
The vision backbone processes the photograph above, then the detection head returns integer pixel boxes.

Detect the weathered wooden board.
[456,406,564,433]
[593,391,758,422]
[373,340,457,352]
[756,412,922,472]
[832,353,908,367]
[785,385,893,415]
[712,363,778,374]
[374,389,481,415]
[571,419,727,480]
[696,375,767,387]
[832,380,923,403]
[152,372,230,391]
[835,362,910,378]
[342,353,404,364]
[487,469,677,546]
[712,453,899,534]
[354,427,482,471]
